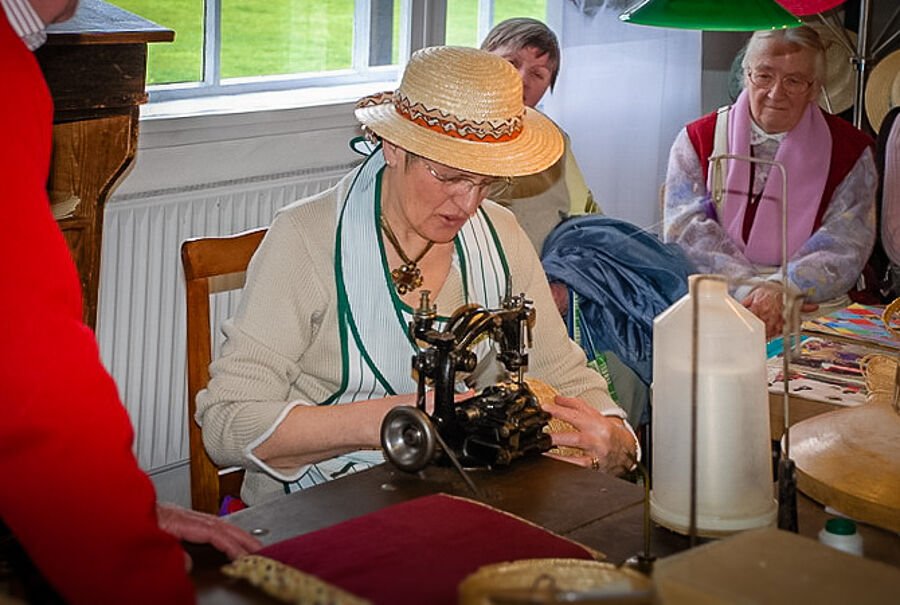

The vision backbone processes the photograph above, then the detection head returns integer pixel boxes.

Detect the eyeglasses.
[746,70,814,96]
[420,159,512,200]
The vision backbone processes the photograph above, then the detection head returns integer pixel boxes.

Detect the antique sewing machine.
[381,290,552,473]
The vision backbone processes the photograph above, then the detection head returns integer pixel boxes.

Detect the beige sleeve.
[195,200,333,471]
[562,135,597,215]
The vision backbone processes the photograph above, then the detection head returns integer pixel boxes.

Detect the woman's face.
[745,41,819,134]
[382,143,503,243]
[490,44,553,109]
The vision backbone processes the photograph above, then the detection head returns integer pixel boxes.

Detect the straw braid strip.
[860,297,900,409]
[222,555,371,605]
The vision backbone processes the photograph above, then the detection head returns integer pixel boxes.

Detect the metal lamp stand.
[708,153,802,534]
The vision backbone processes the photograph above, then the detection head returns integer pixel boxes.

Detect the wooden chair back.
[181,228,266,514]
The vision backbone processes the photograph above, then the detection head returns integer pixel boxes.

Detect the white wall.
[543,2,702,232]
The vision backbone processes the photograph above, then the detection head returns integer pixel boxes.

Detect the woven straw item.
[865,49,900,133]
[860,298,900,409]
[355,46,563,177]
[222,555,370,605]
[809,23,856,115]
[458,558,651,605]
[526,378,585,458]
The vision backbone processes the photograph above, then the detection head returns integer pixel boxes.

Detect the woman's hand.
[742,287,819,339]
[156,503,263,570]
[742,287,784,339]
[541,394,636,476]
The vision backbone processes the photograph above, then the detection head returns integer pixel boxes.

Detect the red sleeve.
[0,15,194,605]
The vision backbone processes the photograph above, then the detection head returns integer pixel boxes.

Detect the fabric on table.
[246,494,595,605]
[542,215,694,385]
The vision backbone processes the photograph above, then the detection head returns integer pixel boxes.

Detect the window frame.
[148,0,451,103]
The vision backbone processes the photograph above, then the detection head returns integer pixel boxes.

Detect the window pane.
[493,0,547,25]
[221,0,353,80]
[392,0,401,65]
[369,0,395,67]
[108,0,203,85]
[445,0,477,48]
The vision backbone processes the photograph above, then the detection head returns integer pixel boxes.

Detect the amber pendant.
[391,262,423,295]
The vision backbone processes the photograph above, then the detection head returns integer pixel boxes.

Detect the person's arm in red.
[0,10,196,604]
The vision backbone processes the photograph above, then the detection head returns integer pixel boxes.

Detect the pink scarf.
[714,89,831,266]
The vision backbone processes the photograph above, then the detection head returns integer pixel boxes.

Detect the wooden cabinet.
[35,0,172,329]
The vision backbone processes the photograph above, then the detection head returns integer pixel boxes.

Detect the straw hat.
[775,0,846,15]
[809,23,856,115]
[865,49,900,133]
[355,46,563,177]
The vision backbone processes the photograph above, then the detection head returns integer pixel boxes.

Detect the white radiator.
[97,164,356,473]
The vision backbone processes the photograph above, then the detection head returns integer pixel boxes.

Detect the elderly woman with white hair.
[196,46,638,506]
[664,25,877,338]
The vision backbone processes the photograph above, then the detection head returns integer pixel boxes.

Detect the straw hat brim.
[775,0,846,15]
[355,100,564,178]
[865,49,900,133]
[810,23,856,114]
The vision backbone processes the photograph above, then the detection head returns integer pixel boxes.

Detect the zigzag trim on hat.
[356,91,523,143]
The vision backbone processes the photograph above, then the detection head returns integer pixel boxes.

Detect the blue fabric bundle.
[541,215,694,385]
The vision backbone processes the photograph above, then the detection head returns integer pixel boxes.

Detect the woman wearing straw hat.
[196,46,638,506]
[664,26,877,339]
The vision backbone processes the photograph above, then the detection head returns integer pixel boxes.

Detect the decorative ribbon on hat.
[356,91,523,143]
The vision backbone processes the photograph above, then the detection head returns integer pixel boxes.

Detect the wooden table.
[769,390,843,442]
[189,457,646,604]
[188,457,900,604]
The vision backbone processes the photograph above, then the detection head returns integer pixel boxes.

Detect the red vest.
[685,108,873,232]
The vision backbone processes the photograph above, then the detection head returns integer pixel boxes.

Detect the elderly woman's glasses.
[746,70,814,96]
[420,159,512,200]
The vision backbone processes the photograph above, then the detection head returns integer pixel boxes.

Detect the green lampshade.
[620,0,802,31]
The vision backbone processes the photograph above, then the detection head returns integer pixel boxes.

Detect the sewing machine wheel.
[381,407,437,472]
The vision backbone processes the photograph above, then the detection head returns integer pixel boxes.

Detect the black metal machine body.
[381,291,552,472]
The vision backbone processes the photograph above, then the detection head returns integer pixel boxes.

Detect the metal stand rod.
[710,153,798,532]
[853,0,871,129]
[870,3,900,52]
[689,283,700,548]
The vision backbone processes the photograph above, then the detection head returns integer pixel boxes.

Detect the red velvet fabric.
[0,11,194,604]
[259,494,594,605]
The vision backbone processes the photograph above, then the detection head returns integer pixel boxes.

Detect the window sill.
[136,79,397,149]
[142,79,397,121]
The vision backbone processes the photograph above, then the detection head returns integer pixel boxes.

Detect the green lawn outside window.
[108,1,546,86]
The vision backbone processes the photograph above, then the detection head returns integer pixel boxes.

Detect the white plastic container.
[818,518,864,556]
[650,274,777,536]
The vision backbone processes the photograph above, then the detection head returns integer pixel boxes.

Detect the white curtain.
[542,1,702,232]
